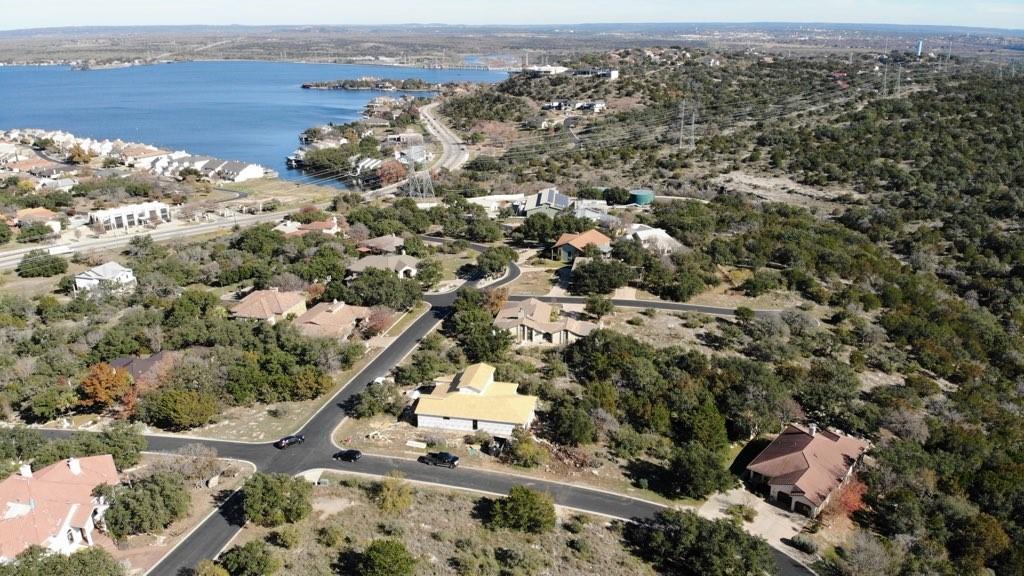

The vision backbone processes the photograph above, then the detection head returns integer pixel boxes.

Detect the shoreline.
[0,57,517,73]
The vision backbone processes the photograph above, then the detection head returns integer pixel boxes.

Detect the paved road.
[421,102,469,171]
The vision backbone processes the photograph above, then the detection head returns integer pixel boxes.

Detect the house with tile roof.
[232,288,306,324]
[414,363,539,438]
[0,455,119,562]
[293,300,372,340]
[552,229,612,262]
[746,423,870,517]
[357,234,405,254]
[348,254,420,278]
[494,298,597,346]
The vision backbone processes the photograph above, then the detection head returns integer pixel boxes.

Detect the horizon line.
[2,21,1022,34]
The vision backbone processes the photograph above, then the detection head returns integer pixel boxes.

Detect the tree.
[25,385,77,422]
[624,510,777,576]
[219,541,281,576]
[416,258,443,289]
[476,245,517,277]
[377,160,407,186]
[547,399,597,446]
[488,486,557,534]
[668,442,734,499]
[358,539,415,576]
[139,387,218,431]
[104,471,190,539]
[66,143,94,164]
[0,221,11,244]
[326,268,421,310]
[78,363,133,410]
[584,294,614,319]
[16,222,53,243]
[17,249,67,278]
[4,546,125,576]
[570,259,632,295]
[242,473,312,527]
[603,186,631,205]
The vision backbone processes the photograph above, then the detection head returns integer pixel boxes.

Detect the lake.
[0,61,505,180]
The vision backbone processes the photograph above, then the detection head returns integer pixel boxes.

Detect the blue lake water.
[0,61,505,180]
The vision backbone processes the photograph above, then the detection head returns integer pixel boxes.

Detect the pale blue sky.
[1,0,1022,31]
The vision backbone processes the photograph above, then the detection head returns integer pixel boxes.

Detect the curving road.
[421,101,469,171]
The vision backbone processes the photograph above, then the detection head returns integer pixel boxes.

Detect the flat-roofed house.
[414,363,538,438]
[0,455,119,562]
[627,223,685,255]
[88,201,171,231]
[232,288,307,324]
[746,423,870,517]
[552,229,612,262]
[348,254,420,278]
[74,262,136,294]
[293,300,371,340]
[494,298,597,346]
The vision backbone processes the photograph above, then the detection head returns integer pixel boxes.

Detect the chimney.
[68,457,82,476]
[809,423,817,437]
[18,464,32,478]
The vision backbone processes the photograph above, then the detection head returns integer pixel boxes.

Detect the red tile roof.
[553,229,611,251]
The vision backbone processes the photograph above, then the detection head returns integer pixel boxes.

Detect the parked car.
[332,449,362,462]
[274,435,305,449]
[419,452,459,468]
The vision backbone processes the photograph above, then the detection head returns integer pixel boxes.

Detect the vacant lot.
[229,472,656,576]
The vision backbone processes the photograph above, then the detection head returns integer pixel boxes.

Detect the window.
[473,420,479,430]
[67,530,75,543]
[442,417,450,421]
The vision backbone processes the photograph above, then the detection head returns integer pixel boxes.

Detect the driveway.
[698,487,815,568]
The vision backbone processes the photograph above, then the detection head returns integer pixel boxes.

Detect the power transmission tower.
[405,171,435,198]
[882,63,889,96]
[896,64,902,97]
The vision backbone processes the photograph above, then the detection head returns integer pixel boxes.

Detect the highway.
[421,101,470,171]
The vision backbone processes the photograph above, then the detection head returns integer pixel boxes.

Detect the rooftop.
[553,229,612,251]
[233,289,305,319]
[415,363,538,425]
[747,424,870,506]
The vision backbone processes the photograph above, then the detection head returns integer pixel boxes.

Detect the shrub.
[104,472,190,539]
[488,486,557,534]
[789,534,818,554]
[358,539,416,576]
[369,473,414,515]
[725,503,758,523]
[219,540,281,576]
[272,525,300,549]
[317,525,345,548]
[139,387,218,431]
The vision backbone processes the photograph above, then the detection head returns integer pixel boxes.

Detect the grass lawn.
[432,250,476,281]
[227,472,656,576]
[220,178,338,207]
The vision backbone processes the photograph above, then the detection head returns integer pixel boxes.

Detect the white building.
[628,224,685,255]
[414,363,538,438]
[74,262,137,293]
[88,201,171,231]
[467,193,526,218]
[217,161,266,182]
[0,455,119,563]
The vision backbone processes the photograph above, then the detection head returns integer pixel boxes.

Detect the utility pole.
[896,64,902,97]
[882,63,889,96]
[678,100,687,150]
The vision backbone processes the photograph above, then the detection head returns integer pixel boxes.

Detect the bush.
[272,525,300,549]
[317,525,345,547]
[369,473,414,515]
[789,534,818,554]
[504,427,547,468]
[17,249,68,278]
[219,540,281,576]
[725,503,757,523]
[488,486,557,534]
[358,539,416,576]
[242,473,312,527]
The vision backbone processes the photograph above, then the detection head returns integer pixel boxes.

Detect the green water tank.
[630,188,655,205]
